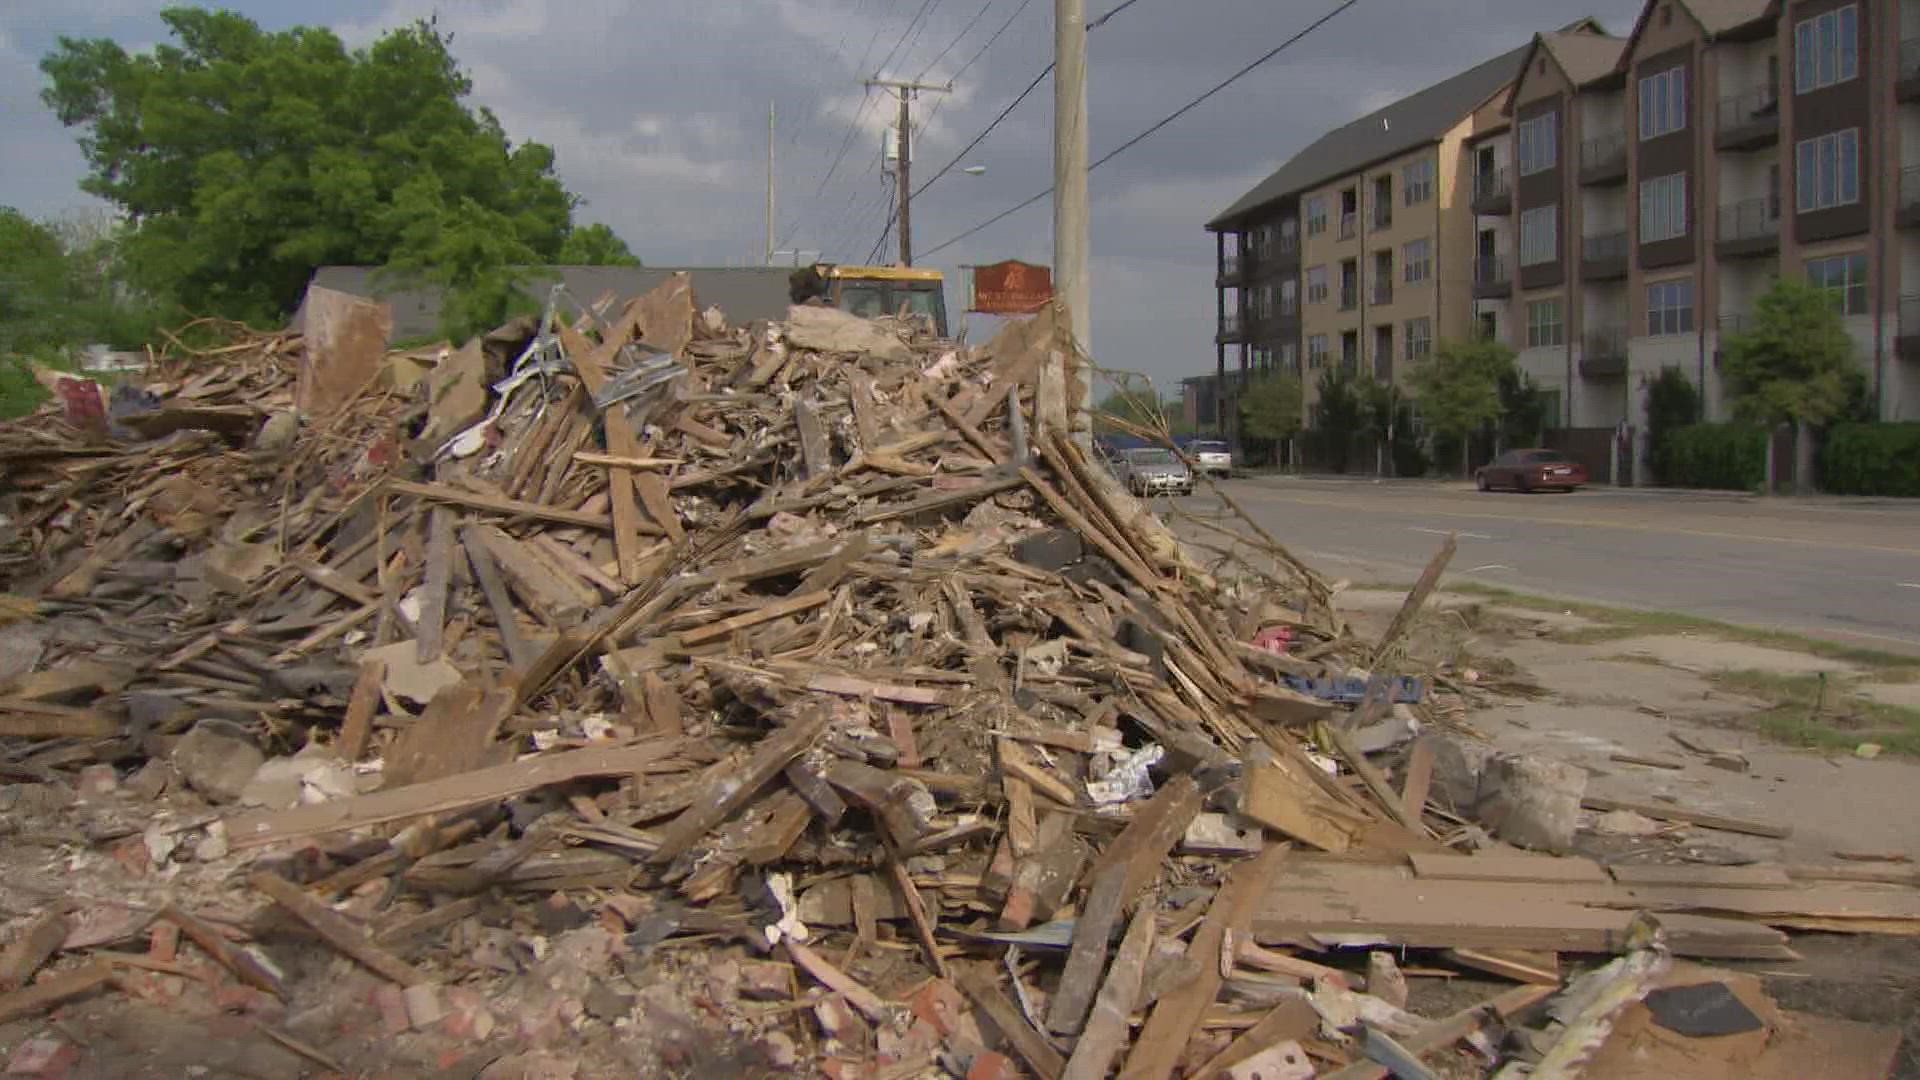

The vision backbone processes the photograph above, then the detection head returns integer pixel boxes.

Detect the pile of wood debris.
[0,276,1913,1079]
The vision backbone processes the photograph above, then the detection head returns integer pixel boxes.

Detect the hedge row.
[1657,424,1768,491]
[1821,423,1920,496]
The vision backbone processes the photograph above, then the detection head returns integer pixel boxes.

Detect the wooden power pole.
[864,78,949,265]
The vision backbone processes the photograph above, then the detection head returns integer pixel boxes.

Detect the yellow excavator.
[789,263,948,337]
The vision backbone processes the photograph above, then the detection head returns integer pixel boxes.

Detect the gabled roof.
[1616,0,1775,64]
[1205,42,1530,230]
[1503,28,1628,113]
[302,265,797,342]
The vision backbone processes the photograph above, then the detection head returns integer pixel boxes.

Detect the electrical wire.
[918,0,1362,259]
[874,0,943,78]
[949,0,1034,85]
[916,0,995,81]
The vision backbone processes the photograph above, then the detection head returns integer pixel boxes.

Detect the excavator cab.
[790,263,948,337]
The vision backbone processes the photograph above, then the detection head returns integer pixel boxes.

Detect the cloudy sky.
[3,0,1642,392]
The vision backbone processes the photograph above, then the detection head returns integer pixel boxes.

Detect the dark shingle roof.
[303,265,797,341]
[1205,42,1532,231]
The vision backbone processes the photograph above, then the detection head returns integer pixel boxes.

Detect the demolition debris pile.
[0,276,1914,1078]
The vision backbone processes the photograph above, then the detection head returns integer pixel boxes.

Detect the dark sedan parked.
[1476,449,1589,492]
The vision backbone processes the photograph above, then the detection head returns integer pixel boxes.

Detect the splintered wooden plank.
[250,872,426,986]
[0,912,70,992]
[461,527,538,671]
[958,967,1066,1080]
[563,322,651,583]
[646,709,829,865]
[228,741,687,849]
[337,657,385,762]
[415,508,456,662]
[1410,853,1611,885]
[468,526,594,627]
[855,470,1026,524]
[808,673,956,707]
[1580,795,1791,839]
[0,701,118,739]
[1116,843,1291,1080]
[1048,775,1201,1036]
[1400,737,1436,823]
[680,590,830,646]
[1372,534,1456,663]
[1240,764,1366,853]
[700,539,846,585]
[1608,865,1793,890]
[1063,904,1157,1080]
[793,399,831,480]
[0,960,113,1025]
[632,472,685,546]
[385,479,618,531]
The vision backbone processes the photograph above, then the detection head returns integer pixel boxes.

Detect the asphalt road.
[1171,476,1920,655]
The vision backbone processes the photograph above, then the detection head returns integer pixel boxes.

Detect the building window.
[1637,65,1686,140]
[1525,299,1564,348]
[1806,253,1868,315]
[1795,129,1860,213]
[1340,331,1359,373]
[1305,265,1328,304]
[1639,173,1687,243]
[1795,5,1859,94]
[1402,157,1434,205]
[1279,342,1300,374]
[1252,285,1273,320]
[1646,279,1694,336]
[1279,217,1299,252]
[1520,206,1558,265]
[1279,278,1299,316]
[1403,238,1431,283]
[1307,334,1329,368]
[1405,317,1432,361]
[1517,112,1558,175]
[1305,195,1328,236]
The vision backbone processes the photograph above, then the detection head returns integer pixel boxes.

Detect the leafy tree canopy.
[1408,337,1512,442]
[39,7,592,330]
[1240,371,1303,442]
[558,223,642,267]
[1720,276,1863,426]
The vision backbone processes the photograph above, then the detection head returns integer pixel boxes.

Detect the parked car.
[1476,448,1589,492]
[1114,447,1194,497]
[1188,439,1233,479]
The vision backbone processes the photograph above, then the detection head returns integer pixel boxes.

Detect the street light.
[962,165,987,175]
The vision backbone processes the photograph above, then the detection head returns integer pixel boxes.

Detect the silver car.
[1188,440,1233,479]
[1115,447,1193,498]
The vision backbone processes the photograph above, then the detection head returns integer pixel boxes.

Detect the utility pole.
[1053,0,1090,439]
[765,101,776,265]
[865,78,949,265]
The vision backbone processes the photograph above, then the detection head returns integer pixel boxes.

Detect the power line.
[920,0,1362,259]
[874,0,943,78]
[950,0,1035,85]
[916,0,995,80]
[777,8,900,251]
[1087,0,1144,30]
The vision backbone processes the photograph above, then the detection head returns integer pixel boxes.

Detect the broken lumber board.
[680,590,830,647]
[461,527,538,672]
[1324,725,1424,834]
[1410,853,1612,885]
[1400,737,1435,824]
[1190,997,1322,1078]
[807,673,956,707]
[571,452,680,469]
[646,710,829,864]
[886,857,948,979]
[384,479,623,531]
[957,966,1066,1080]
[250,872,426,986]
[415,507,456,662]
[1580,795,1791,839]
[0,700,118,739]
[0,912,70,991]
[468,525,596,626]
[998,738,1080,808]
[227,740,687,849]
[793,399,831,479]
[291,558,379,608]
[0,960,113,1025]
[1372,534,1456,664]
[854,470,1025,524]
[160,904,285,996]
[562,322,652,582]
[1607,864,1795,889]
[1117,843,1292,1080]
[1316,983,1558,1080]
[1443,947,1561,985]
[1063,903,1157,1080]
[784,939,888,1023]
[632,471,685,546]
[1049,774,1202,1036]
[696,538,848,585]
[1240,763,1366,853]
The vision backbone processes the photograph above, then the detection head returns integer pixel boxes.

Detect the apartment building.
[1206,0,1920,457]
[1475,0,1920,451]
[1206,23,1612,440]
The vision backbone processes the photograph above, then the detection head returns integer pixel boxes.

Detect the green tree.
[557,223,641,266]
[1240,371,1303,442]
[0,210,79,356]
[40,7,576,331]
[1497,368,1549,448]
[1408,337,1513,475]
[1720,276,1865,492]
[1643,366,1700,484]
[1310,368,1372,473]
[1093,380,1166,436]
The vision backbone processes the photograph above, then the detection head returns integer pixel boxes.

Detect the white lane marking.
[1409,526,1493,541]
[1468,564,1515,573]
[1901,582,1920,589]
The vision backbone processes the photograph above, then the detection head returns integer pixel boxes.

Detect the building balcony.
[1900,167,1920,230]
[1716,198,1780,257]
[1714,87,1779,151]
[1338,284,1359,311]
[1580,327,1627,378]
[1339,212,1358,241]
[1216,312,1245,344]
[1899,296,1920,362]
[1578,133,1627,186]
[1581,230,1628,281]
[1471,255,1511,299]
[1372,280,1393,305]
[1372,205,1392,231]
[1373,351,1393,383]
[1900,38,1920,103]
[1471,168,1512,215]
[1248,311,1301,342]
[1272,237,1302,268]
[1216,252,1244,286]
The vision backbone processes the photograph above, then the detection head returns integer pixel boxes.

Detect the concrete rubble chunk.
[170,720,268,804]
[1476,751,1588,853]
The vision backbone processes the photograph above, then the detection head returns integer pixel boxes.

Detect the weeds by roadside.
[1708,669,1920,756]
